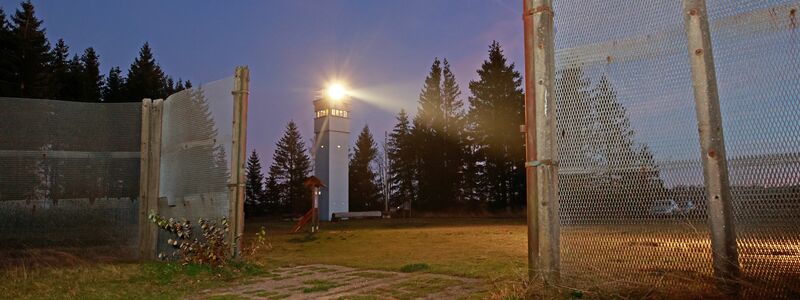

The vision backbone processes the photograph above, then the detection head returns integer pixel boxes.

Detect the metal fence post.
[229,66,249,258]
[682,0,740,294]
[523,0,560,284]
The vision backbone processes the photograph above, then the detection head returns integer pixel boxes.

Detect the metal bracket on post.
[523,0,560,285]
[682,0,740,295]
[229,66,249,258]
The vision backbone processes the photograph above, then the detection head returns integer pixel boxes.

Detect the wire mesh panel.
[0,98,142,263]
[552,0,715,295]
[156,77,234,255]
[706,0,800,296]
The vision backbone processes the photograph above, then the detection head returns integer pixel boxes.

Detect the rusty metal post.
[229,66,249,257]
[522,0,560,284]
[683,0,740,294]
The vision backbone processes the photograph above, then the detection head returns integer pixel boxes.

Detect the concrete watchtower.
[313,86,351,221]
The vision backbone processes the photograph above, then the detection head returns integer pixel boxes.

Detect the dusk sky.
[0,0,526,161]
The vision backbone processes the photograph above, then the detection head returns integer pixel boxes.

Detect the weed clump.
[149,212,231,266]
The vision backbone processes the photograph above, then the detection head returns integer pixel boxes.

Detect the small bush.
[245,226,272,256]
[399,263,430,273]
[149,212,230,266]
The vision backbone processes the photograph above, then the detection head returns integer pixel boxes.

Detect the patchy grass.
[0,261,271,300]
[1,218,526,299]
[399,263,430,273]
[301,279,341,293]
[347,271,395,279]
[249,217,528,280]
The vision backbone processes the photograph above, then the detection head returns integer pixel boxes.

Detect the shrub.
[149,212,231,266]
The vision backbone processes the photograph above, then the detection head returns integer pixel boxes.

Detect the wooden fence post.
[229,66,249,257]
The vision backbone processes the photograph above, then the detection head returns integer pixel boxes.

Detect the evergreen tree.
[245,150,266,217]
[48,38,70,99]
[80,47,103,102]
[467,41,525,212]
[349,125,381,211]
[554,64,665,222]
[124,42,166,101]
[266,121,312,215]
[387,110,416,209]
[159,85,229,201]
[7,1,51,98]
[411,59,444,211]
[409,58,468,212]
[263,174,282,215]
[0,7,11,95]
[103,66,125,102]
[63,54,84,100]
[440,59,467,205]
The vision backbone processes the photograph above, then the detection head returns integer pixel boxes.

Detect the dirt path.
[196,264,485,300]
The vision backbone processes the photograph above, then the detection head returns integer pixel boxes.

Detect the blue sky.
[0,0,525,161]
[3,0,796,188]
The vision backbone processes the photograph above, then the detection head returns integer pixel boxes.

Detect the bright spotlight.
[326,83,347,101]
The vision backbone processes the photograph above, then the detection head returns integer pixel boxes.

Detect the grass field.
[0,217,530,300]
[3,217,796,299]
[249,217,529,280]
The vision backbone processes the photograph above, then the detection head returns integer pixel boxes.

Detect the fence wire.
[156,77,234,256]
[0,98,142,262]
[707,0,800,296]
[553,0,799,297]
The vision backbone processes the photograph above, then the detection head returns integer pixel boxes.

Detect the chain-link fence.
[0,69,248,264]
[0,99,142,263]
[550,0,799,297]
[154,77,236,256]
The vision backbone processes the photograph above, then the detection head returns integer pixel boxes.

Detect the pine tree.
[0,7,11,96]
[412,58,444,211]
[80,47,103,102]
[158,85,229,201]
[245,150,266,217]
[103,66,125,102]
[124,42,166,101]
[349,125,381,211]
[7,1,51,98]
[440,59,467,206]
[467,41,525,212]
[47,38,71,99]
[554,64,665,222]
[63,54,84,100]
[267,121,312,215]
[591,75,665,220]
[263,174,282,215]
[387,110,416,210]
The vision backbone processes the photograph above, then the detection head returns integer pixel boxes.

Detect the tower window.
[315,109,329,118]
[330,109,348,118]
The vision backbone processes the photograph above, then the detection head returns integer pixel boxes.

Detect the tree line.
[0,1,189,102]
[245,42,664,219]
[244,42,529,217]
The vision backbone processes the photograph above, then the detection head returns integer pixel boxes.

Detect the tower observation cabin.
[312,89,351,221]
